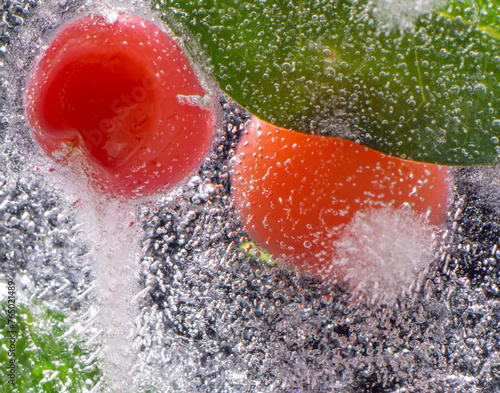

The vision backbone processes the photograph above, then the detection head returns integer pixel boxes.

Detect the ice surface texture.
[1,1,500,393]
[132,101,500,392]
[159,0,500,166]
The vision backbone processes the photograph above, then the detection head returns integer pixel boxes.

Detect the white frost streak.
[78,199,141,393]
[372,0,445,30]
[333,208,435,305]
[176,94,211,108]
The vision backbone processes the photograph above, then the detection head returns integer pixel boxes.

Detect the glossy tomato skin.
[26,13,214,198]
[232,118,451,279]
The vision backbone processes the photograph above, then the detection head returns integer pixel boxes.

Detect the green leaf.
[158,0,500,165]
[240,241,279,267]
[0,300,102,392]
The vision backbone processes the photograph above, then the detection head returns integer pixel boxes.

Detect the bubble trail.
[77,197,142,393]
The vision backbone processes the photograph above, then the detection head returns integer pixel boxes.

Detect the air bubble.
[449,85,460,96]
[473,83,487,98]
[492,119,500,132]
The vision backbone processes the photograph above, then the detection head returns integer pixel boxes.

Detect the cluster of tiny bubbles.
[129,98,500,392]
[370,0,446,31]
[0,126,104,390]
[2,1,500,393]
[445,167,500,290]
[333,207,438,306]
[0,0,33,122]
[0,152,96,308]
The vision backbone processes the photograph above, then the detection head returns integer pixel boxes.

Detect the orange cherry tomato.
[232,117,451,280]
[26,13,214,198]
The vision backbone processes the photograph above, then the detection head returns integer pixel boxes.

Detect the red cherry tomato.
[232,117,451,280]
[26,13,214,198]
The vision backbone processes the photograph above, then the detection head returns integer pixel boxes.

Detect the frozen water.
[371,0,446,31]
[1,1,500,393]
[75,198,142,393]
[333,208,437,305]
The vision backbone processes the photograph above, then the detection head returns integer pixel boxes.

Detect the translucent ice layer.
[1,1,500,393]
